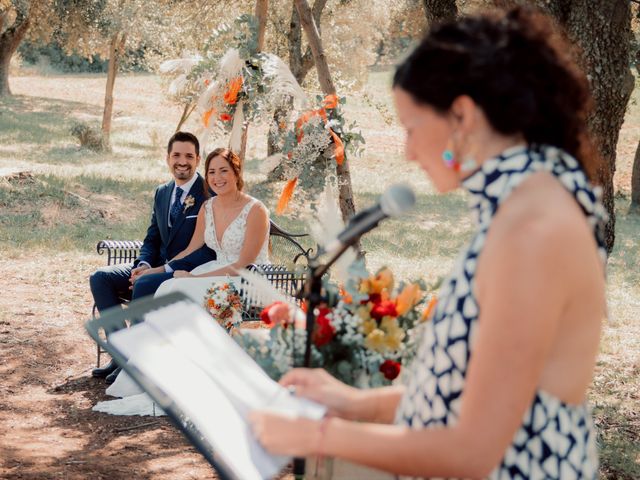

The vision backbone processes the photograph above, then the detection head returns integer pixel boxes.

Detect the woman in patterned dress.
[249,6,606,480]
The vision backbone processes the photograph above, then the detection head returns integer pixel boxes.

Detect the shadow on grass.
[593,401,640,480]
[0,95,160,164]
[0,173,157,252]
[0,95,100,145]
[610,197,640,286]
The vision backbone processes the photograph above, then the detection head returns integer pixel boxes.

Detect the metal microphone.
[322,184,416,255]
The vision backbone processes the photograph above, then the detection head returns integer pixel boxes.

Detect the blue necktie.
[170,187,184,227]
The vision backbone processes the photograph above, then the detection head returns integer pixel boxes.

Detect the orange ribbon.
[202,109,214,128]
[276,177,298,214]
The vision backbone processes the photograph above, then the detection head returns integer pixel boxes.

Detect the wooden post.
[101,31,127,151]
[255,0,268,52]
[294,0,357,223]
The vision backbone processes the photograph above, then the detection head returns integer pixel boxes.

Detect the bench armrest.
[96,240,143,266]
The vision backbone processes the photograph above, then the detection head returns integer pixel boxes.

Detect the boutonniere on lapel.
[183,195,195,213]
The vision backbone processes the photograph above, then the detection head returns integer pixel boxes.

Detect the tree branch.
[299,0,327,81]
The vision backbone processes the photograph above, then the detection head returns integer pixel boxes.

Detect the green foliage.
[19,40,109,72]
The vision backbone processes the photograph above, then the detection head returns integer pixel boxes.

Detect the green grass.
[0,173,155,251]
[1,70,639,477]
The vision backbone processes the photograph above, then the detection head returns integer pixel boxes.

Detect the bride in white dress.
[94,147,270,416]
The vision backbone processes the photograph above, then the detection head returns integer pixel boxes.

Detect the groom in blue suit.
[90,131,216,381]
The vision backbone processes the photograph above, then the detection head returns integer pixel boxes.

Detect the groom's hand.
[129,265,150,287]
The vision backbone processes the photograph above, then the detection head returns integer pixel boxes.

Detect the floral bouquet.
[237,267,437,387]
[203,281,244,331]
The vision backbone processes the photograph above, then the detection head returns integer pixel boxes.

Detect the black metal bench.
[93,220,313,366]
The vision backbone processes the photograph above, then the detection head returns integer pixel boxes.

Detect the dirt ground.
[0,252,294,479]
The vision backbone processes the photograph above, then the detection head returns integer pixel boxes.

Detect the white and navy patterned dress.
[395,145,607,479]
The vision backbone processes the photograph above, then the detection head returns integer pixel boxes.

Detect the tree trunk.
[422,0,457,25]
[552,0,633,253]
[101,32,127,151]
[0,5,32,97]
[255,0,269,52]
[237,0,269,164]
[631,140,640,212]
[267,0,326,163]
[294,0,357,224]
[495,0,633,252]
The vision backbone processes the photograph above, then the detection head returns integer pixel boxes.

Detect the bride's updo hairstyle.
[205,147,244,191]
[393,7,599,181]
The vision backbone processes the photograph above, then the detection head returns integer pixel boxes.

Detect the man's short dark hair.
[167,131,200,155]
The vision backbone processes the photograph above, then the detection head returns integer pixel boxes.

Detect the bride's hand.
[280,368,363,420]
[173,270,192,278]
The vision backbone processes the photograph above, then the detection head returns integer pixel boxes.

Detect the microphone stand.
[293,241,356,480]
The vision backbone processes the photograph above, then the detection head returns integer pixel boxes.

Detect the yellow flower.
[395,283,423,315]
[361,318,377,335]
[360,267,394,295]
[364,329,386,352]
[379,317,405,351]
[357,305,371,322]
[384,331,403,350]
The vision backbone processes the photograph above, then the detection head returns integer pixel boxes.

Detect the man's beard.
[173,165,193,180]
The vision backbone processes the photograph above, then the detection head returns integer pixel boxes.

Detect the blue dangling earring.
[442,139,456,169]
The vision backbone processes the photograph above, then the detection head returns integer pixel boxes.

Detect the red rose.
[364,293,381,305]
[379,359,401,380]
[259,302,283,327]
[370,299,398,320]
[259,305,271,325]
[312,307,335,347]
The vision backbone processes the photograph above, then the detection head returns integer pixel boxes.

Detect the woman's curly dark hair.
[394,7,599,181]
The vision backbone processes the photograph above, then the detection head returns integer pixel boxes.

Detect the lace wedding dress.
[93,196,270,416]
[154,195,270,302]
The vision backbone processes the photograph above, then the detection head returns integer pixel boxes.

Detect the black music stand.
[85,292,237,480]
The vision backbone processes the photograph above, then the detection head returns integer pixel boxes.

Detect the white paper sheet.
[108,301,326,480]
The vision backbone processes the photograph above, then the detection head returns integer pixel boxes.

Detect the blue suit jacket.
[134,174,216,268]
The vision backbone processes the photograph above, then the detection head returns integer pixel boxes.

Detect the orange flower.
[223,76,243,105]
[219,113,232,122]
[361,267,394,295]
[323,94,338,109]
[395,283,423,316]
[421,296,438,322]
[339,286,352,304]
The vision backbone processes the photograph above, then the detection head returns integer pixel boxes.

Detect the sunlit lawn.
[1,69,638,477]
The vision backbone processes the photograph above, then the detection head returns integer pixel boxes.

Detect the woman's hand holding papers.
[280,368,364,420]
[248,411,329,457]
